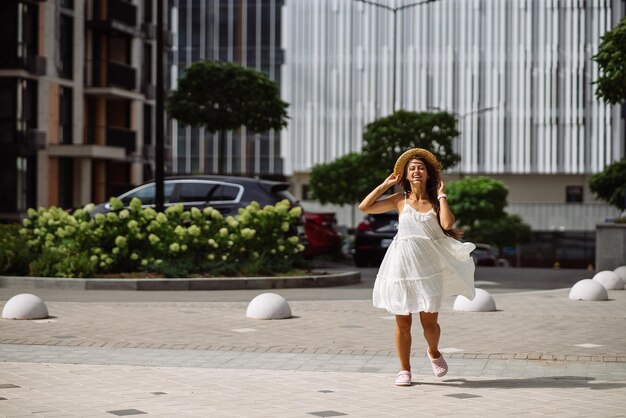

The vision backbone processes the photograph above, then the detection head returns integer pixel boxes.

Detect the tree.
[167,60,289,133]
[464,215,532,251]
[307,110,461,214]
[361,110,461,170]
[167,61,289,176]
[446,177,531,251]
[592,16,626,104]
[590,21,626,218]
[445,177,508,227]
[309,152,385,205]
[589,159,626,211]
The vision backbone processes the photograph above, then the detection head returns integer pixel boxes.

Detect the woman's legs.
[419,312,441,359]
[395,314,412,371]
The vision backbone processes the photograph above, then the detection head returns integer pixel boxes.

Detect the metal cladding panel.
[282,0,625,175]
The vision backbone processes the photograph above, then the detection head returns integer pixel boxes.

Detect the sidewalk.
[1,286,625,417]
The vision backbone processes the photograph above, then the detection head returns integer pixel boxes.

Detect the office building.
[282,1,624,219]
[169,0,285,177]
[282,0,626,266]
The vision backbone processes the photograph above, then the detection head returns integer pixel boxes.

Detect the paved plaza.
[1,267,625,417]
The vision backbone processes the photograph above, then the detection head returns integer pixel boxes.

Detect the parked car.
[352,212,398,267]
[470,243,498,266]
[92,175,300,216]
[353,213,501,268]
[91,175,306,242]
[302,212,342,258]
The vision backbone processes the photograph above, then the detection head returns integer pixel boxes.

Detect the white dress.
[372,198,476,314]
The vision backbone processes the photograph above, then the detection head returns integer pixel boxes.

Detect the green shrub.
[0,223,31,275]
[18,198,304,278]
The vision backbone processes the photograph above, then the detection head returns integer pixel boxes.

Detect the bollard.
[246,293,292,320]
[2,294,49,320]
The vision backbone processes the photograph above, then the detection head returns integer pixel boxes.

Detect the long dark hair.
[401,158,462,239]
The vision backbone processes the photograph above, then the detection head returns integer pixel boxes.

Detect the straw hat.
[393,148,441,184]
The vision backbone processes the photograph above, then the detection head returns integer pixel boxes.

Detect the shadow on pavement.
[420,377,626,390]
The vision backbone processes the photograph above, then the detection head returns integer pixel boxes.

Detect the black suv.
[352,212,399,267]
[92,175,300,217]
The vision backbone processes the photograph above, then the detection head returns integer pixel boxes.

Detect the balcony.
[141,82,155,100]
[89,0,138,36]
[0,129,46,156]
[27,129,47,149]
[106,126,136,154]
[85,60,137,91]
[0,42,47,74]
[141,22,155,39]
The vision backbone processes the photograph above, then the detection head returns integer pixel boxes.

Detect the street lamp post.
[155,0,165,212]
[355,0,437,111]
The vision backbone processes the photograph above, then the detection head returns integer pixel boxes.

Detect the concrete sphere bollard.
[593,270,624,290]
[2,293,49,320]
[453,288,496,312]
[569,279,609,301]
[613,266,626,283]
[246,293,292,320]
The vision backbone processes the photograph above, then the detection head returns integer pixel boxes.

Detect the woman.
[358,148,476,386]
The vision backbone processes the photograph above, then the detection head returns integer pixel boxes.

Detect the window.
[209,184,240,202]
[59,14,74,79]
[0,2,18,68]
[143,0,152,24]
[0,78,16,142]
[59,87,72,144]
[178,182,214,202]
[120,183,174,205]
[16,157,27,212]
[143,104,153,145]
[566,186,583,203]
[58,158,74,209]
[142,42,152,83]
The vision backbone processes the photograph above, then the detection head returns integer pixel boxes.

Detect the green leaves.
[308,110,460,207]
[309,152,386,206]
[589,159,626,211]
[464,215,532,250]
[446,177,531,250]
[446,177,509,227]
[362,110,461,170]
[166,60,289,133]
[593,16,626,104]
[17,200,304,278]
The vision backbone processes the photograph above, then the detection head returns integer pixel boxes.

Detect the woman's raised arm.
[359,173,402,214]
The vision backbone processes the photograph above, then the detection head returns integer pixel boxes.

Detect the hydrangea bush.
[17,198,304,278]
[0,224,31,275]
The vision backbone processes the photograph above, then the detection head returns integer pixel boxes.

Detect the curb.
[0,271,361,291]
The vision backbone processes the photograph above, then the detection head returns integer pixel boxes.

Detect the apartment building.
[0,0,165,221]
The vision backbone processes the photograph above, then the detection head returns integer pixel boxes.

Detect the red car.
[303,212,342,258]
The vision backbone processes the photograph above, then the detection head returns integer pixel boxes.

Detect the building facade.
[282,0,626,267]
[282,0,624,222]
[0,0,163,221]
[169,0,285,178]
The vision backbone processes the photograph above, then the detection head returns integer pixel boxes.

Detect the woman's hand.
[382,173,398,189]
[437,180,446,195]
[358,173,401,214]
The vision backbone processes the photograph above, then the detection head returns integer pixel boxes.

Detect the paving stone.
[0,287,625,416]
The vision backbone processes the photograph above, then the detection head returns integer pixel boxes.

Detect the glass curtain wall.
[169,0,285,178]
